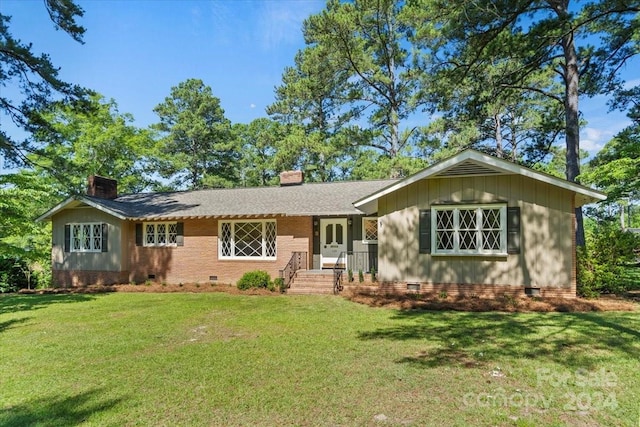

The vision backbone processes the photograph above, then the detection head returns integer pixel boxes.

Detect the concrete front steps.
[287,270,335,295]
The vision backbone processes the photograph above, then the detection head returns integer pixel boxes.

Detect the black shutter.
[176,222,184,246]
[135,224,143,246]
[64,224,70,252]
[419,210,431,254]
[101,223,108,252]
[507,207,521,254]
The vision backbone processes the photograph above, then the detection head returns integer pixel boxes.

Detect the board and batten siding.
[377,175,574,291]
[51,208,125,273]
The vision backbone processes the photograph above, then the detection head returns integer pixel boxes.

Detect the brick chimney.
[87,175,118,199]
[279,170,303,186]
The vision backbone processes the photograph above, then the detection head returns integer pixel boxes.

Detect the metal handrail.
[333,252,346,294]
[332,249,378,294]
[282,251,308,289]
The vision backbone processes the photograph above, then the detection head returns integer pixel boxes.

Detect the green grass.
[1,293,639,426]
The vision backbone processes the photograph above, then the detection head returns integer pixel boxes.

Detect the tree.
[1,94,154,288]
[407,0,640,245]
[583,125,640,202]
[582,86,640,230]
[234,119,289,187]
[29,93,154,196]
[416,46,565,165]
[152,79,238,190]
[1,0,89,167]
[291,0,423,178]
[268,45,358,181]
[0,172,56,290]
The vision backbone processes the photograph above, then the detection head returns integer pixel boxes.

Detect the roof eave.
[354,149,607,209]
[36,196,128,221]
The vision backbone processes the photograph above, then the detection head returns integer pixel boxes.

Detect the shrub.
[273,277,285,293]
[237,270,272,291]
[347,269,354,282]
[578,222,640,297]
[358,269,364,283]
[0,255,34,292]
[370,266,377,282]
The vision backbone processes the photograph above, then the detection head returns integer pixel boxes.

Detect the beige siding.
[51,208,124,272]
[377,175,574,290]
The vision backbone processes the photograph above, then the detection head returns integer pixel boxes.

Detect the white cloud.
[580,127,609,152]
[257,1,323,50]
[250,103,256,109]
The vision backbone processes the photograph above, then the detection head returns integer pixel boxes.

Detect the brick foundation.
[53,270,129,287]
[377,282,576,299]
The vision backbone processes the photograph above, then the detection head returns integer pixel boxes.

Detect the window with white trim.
[219,220,277,259]
[144,222,178,247]
[362,217,378,244]
[431,205,507,255]
[70,223,103,252]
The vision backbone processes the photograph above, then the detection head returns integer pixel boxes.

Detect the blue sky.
[2,0,325,128]
[2,0,638,170]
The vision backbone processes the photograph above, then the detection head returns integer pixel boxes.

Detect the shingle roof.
[44,179,398,221]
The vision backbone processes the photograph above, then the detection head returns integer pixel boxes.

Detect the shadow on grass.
[0,388,124,426]
[358,311,640,369]
[0,293,98,316]
[0,317,31,334]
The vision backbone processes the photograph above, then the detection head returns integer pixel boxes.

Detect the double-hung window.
[219,220,276,259]
[431,204,507,255]
[69,223,104,252]
[144,222,178,247]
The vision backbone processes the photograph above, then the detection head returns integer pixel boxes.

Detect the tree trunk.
[554,0,586,247]
[494,113,503,158]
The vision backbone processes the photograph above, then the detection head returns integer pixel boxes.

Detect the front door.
[320,218,347,268]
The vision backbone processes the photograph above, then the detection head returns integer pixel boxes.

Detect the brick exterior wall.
[127,216,313,285]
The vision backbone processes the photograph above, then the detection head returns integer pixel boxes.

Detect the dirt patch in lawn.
[344,288,638,312]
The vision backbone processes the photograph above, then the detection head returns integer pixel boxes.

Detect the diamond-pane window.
[144,222,178,247]
[431,205,506,255]
[219,220,277,259]
[72,225,81,251]
[436,210,455,251]
[481,208,502,250]
[157,223,166,244]
[363,218,378,243]
[92,224,102,251]
[437,230,454,250]
[265,221,277,257]
[146,224,155,245]
[168,223,178,244]
[220,223,232,257]
[69,222,103,252]
[235,222,263,257]
[83,224,91,250]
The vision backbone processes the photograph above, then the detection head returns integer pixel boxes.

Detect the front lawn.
[1,293,638,426]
